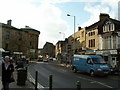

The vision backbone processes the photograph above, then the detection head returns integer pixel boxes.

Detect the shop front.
[96,49,120,71]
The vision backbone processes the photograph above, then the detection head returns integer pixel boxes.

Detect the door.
[85,58,93,73]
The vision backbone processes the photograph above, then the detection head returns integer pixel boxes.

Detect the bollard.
[49,75,53,90]
[26,67,27,72]
[35,71,38,90]
[25,67,27,80]
[76,81,81,90]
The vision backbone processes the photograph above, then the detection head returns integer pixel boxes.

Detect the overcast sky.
[0,0,119,48]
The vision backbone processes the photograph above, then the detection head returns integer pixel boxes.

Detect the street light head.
[67,14,70,16]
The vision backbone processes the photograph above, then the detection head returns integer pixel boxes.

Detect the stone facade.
[0,20,40,58]
[86,27,99,50]
[55,40,68,63]
[42,42,55,58]
[67,27,86,53]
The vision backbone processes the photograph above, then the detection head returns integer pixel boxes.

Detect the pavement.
[1,61,35,90]
[9,69,35,90]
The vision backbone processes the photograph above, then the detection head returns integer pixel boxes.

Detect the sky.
[0,0,119,48]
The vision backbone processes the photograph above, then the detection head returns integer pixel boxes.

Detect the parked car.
[49,58,53,61]
[43,58,48,62]
[37,57,43,62]
[72,54,110,76]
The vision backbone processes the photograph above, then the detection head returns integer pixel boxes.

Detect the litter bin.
[17,68,27,86]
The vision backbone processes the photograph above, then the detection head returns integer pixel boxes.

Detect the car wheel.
[73,67,77,73]
[90,70,94,77]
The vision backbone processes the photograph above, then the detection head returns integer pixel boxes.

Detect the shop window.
[89,39,95,48]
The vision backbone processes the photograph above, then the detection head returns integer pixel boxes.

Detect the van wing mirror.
[87,60,93,65]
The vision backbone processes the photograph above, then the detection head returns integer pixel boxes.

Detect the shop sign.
[13,52,23,55]
[96,50,117,55]
[30,49,35,53]
[110,50,117,54]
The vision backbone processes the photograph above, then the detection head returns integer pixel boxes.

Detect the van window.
[92,58,106,64]
[87,58,93,64]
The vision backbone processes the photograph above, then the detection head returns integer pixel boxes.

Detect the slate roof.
[0,22,19,30]
[86,15,120,34]
[21,26,40,33]
[0,22,40,33]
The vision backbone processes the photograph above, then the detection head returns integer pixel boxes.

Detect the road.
[28,61,120,90]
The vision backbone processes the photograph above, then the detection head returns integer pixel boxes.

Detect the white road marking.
[28,72,45,88]
[109,77,120,80]
[77,76,113,88]
[59,69,67,72]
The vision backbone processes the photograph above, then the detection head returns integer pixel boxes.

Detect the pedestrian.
[15,57,24,69]
[0,57,3,90]
[2,56,14,90]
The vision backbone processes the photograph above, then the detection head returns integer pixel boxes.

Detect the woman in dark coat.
[2,56,14,90]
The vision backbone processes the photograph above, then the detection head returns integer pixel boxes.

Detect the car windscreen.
[92,58,107,64]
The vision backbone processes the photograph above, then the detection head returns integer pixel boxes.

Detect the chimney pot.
[99,13,110,21]
[78,26,81,31]
[7,20,12,26]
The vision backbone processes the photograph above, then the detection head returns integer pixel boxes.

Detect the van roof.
[73,54,101,58]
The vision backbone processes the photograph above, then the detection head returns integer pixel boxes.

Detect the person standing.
[2,56,14,90]
[0,57,3,90]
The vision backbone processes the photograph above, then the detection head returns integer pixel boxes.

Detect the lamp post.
[67,14,76,53]
[59,32,65,40]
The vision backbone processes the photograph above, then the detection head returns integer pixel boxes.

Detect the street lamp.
[67,14,76,53]
[59,32,65,40]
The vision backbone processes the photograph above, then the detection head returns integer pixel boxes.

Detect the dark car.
[37,57,43,62]
[43,58,48,62]
[49,58,53,61]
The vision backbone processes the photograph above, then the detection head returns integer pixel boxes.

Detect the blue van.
[72,55,110,76]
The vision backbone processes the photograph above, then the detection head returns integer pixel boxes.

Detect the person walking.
[2,56,14,90]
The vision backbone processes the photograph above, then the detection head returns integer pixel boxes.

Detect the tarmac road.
[28,61,120,90]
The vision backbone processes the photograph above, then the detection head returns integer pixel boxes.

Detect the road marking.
[109,77,120,80]
[59,69,67,72]
[28,72,45,88]
[77,76,113,88]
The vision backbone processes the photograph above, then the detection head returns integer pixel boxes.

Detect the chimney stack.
[99,13,110,21]
[78,26,81,31]
[7,20,12,26]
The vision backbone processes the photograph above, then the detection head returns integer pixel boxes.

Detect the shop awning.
[0,48,5,52]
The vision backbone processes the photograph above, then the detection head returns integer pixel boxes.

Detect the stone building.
[86,23,99,50]
[42,42,55,58]
[96,14,120,70]
[0,20,40,58]
[38,48,43,57]
[55,40,68,63]
[67,27,86,63]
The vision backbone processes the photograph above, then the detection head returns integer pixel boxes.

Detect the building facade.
[0,20,40,58]
[96,17,120,70]
[67,27,86,63]
[55,40,68,63]
[42,42,55,58]
[66,13,120,70]
[86,23,99,50]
